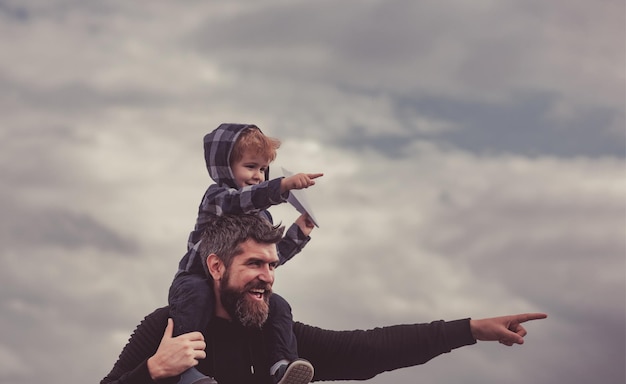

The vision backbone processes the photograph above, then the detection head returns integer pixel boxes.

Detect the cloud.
[0,1,623,384]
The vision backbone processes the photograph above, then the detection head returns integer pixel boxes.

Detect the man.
[101,214,547,384]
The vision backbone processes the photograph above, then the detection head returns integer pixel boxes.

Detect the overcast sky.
[1,1,624,383]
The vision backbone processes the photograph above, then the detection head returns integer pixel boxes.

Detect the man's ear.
[207,254,223,280]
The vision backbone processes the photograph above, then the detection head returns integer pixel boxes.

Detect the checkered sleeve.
[277,222,311,265]
[193,178,287,242]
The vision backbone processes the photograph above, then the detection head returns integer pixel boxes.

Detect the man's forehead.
[236,239,278,260]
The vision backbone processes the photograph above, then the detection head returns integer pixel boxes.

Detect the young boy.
[169,123,323,384]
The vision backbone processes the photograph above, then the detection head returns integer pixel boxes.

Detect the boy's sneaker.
[190,378,218,384]
[178,367,218,384]
[272,359,314,384]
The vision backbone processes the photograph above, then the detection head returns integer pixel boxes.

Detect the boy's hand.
[280,173,323,194]
[295,213,315,236]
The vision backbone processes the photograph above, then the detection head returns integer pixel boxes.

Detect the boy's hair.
[199,213,284,273]
[230,127,281,165]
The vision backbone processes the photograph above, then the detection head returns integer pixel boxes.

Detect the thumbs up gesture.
[147,319,207,380]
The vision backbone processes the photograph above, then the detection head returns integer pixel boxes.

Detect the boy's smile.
[231,152,270,188]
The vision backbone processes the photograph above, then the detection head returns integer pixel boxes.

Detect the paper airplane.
[281,167,320,227]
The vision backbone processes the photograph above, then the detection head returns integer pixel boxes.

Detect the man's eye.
[248,260,262,267]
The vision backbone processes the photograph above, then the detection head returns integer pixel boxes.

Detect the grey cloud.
[403,93,624,158]
[0,198,138,253]
[0,0,120,19]
[330,92,624,158]
[182,0,624,160]
[0,1,623,384]
[408,183,626,383]
[0,73,170,116]
[185,1,448,90]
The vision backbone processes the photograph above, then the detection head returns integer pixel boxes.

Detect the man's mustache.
[244,280,272,293]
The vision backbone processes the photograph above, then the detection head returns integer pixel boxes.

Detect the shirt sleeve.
[293,319,477,381]
[277,223,311,265]
[100,308,172,384]
[102,309,477,384]
[199,178,286,218]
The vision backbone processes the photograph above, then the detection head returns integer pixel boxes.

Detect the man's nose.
[258,265,274,283]
[253,169,264,181]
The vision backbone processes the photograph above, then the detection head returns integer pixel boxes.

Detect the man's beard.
[220,271,272,329]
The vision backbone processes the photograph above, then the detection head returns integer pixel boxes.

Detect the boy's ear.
[207,254,223,280]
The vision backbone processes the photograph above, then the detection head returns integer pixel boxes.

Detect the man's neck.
[215,308,232,320]
[214,290,232,320]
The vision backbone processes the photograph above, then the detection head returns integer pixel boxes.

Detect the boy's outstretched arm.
[280,173,323,194]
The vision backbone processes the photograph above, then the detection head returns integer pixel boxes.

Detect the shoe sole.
[277,360,314,384]
[190,379,217,384]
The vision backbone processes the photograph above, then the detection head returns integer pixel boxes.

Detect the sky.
[0,1,624,383]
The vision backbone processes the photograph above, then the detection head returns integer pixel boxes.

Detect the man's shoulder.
[150,306,170,317]
[139,306,170,326]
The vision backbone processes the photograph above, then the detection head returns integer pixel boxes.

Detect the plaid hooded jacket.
[176,123,310,276]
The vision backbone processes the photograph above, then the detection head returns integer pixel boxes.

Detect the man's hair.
[229,126,281,165]
[199,214,284,272]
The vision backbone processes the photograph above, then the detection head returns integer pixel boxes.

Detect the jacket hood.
[203,123,262,188]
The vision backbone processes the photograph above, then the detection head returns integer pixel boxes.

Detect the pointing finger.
[515,313,547,323]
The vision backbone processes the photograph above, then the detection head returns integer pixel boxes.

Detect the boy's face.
[231,152,269,188]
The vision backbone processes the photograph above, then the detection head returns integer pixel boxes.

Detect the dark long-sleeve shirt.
[100,306,477,384]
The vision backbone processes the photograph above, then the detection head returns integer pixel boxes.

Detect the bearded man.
[208,223,277,330]
[101,214,546,384]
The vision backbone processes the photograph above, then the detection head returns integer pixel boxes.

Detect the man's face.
[219,239,279,328]
[231,152,269,189]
